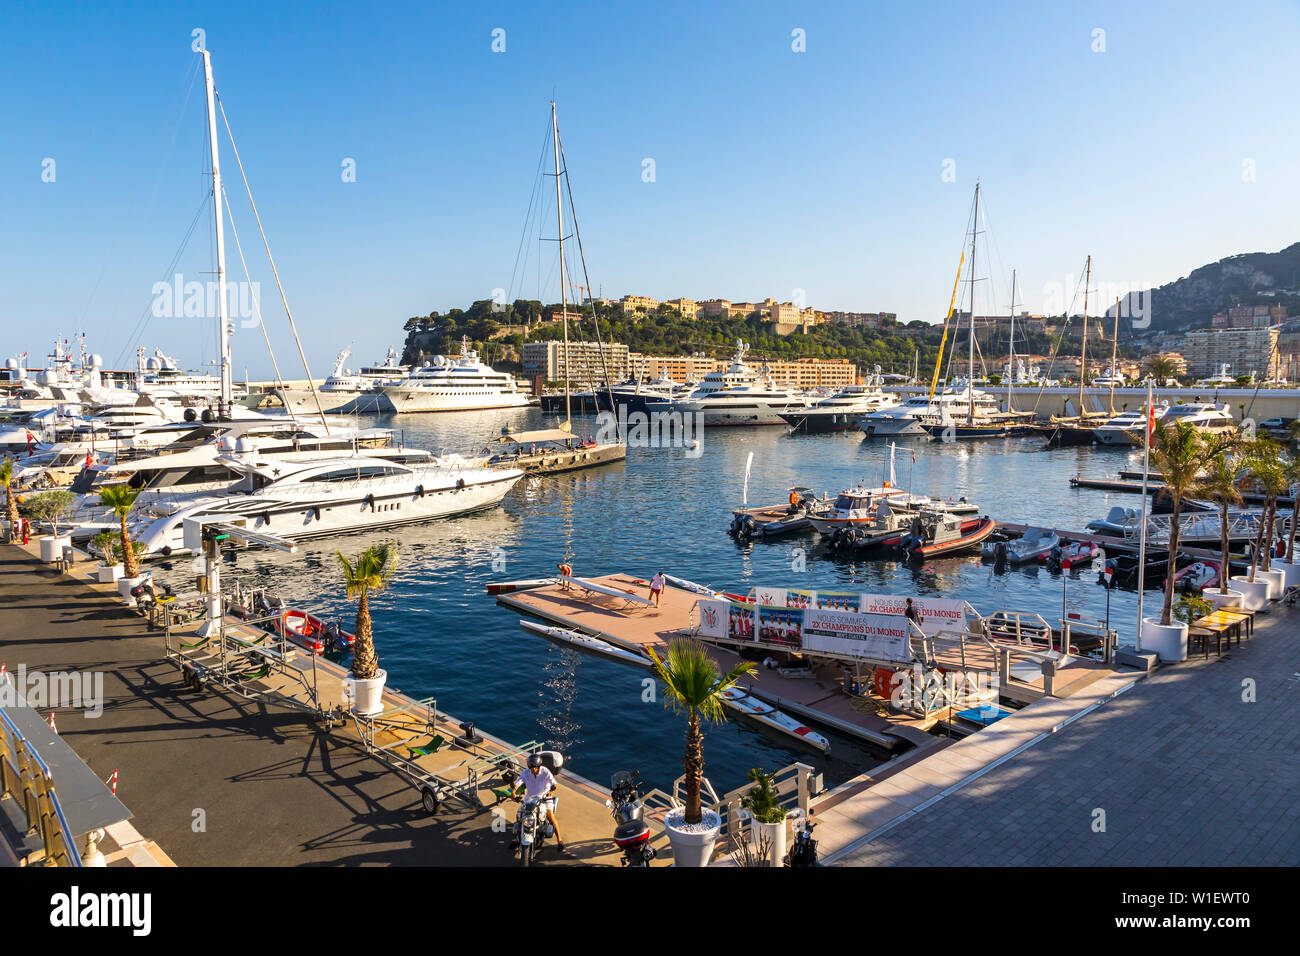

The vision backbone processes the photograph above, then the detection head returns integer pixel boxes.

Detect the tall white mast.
[1077,254,1091,419]
[1007,268,1016,414]
[551,101,571,430]
[201,49,232,415]
[966,182,980,423]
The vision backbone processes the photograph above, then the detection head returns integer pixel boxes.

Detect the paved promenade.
[830,600,1300,866]
[0,545,642,866]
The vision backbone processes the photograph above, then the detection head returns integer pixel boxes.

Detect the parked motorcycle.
[784,811,817,867]
[607,770,655,867]
[510,751,564,866]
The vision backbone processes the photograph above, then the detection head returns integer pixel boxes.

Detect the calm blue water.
[155,407,1153,795]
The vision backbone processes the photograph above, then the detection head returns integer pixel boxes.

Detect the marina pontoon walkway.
[826,600,1300,866]
[0,544,659,866]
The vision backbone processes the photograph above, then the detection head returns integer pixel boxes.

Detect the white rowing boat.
[486,576,563,595]
[662,573,724,597]
[564,575,655,606]
[519,620,651,667]
[720,686,831,754]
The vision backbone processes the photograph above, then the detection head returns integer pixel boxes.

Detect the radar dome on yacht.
[90,354,103,368]
[5,358,16,370]
[146,357,161,370]
[234,438,255,455]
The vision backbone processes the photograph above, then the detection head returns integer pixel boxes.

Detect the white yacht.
[779,377,892,433]
[134,349,236,401]
[381,338,529,413]
[670,341,811,425]
[858,387,1004,437]
[131,452,523,557]
[1159,402,1238,437]
[1004,359,1060,388]
[1091,403,1169,446]
[1091,366,1127,388]
[1195,364,1237,388]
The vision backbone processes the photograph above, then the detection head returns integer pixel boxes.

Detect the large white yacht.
[1159,401,1239,437]
[1091,404,1169,446]
[669,341,811,425]
[131,452,523,557]
[381,338,529,413]
[858,387,1004,436]
[779,376,892,433]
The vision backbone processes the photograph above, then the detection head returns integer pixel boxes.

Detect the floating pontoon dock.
[492,574,1125,750]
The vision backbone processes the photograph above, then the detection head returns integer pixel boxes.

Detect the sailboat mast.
[1007,268,1016,414]
[551,101,570,428]
[201,50,232,415]
[966,182,979,423]
[1110,295,1120,415]
[1078,254,1091,417]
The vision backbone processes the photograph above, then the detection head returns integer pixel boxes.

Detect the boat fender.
[456,478,466,490]
[312,507,321,521]
[201,409,214,423]
[161,545,173,557]
[415,484,424,498]
[364,494,374,509]
[183,408,198,422]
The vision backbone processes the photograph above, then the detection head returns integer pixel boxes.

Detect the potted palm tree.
[1248,441,1288,600]
[1,459,18,543]
[1140,421,1212,661]
[1274,434,1300,588]
[1196,448,1246,610]
[98,486,145,602]
[648,639,755,866]
[91,531,126,584]
[739,767,788,866]
[1230,440,1283,608]
[337,543,397,716]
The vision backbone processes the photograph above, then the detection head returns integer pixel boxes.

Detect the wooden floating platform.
[493,572,1120,749]
[1070,474,1290,507]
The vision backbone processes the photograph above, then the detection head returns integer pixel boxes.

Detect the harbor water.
[153,408,1157,796]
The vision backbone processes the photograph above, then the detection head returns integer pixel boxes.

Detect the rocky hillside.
[1111,241,1300,332]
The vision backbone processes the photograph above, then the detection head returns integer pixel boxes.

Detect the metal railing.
[638,761,819,843]
[0,682,83,867]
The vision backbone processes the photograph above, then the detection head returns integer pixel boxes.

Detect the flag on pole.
[742,451,754,507]
[48,712,57,732]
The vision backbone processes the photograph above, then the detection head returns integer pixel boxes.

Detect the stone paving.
[832,602,1300,866]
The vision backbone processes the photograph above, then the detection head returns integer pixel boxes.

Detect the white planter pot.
[664,808,721,867]
[751,818,789,867]
[1140,617,1188,663]
[1205,589,1243,610]
[1271,560,1300,589]
[39,536,61,562]
[1229,576,1270,612]
[1258,568,1285,600]
[344,668,387,717]
[97,563,124,584]
[117,575,147,607]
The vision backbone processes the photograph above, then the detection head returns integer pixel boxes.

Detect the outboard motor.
[992,540,1008,572]
[322,620,351,653]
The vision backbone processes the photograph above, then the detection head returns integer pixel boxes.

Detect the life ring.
[300,620,315,637]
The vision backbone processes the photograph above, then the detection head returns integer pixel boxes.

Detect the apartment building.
[523,339,631,383]
[664,298,698,318]
[1182,328,1279,378]
[618,295,660,314]
[1211,304,1287,330]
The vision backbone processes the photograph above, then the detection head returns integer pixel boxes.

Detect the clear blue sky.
[3,1,1298,379]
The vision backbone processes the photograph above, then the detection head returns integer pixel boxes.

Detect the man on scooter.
[510,754,565,855]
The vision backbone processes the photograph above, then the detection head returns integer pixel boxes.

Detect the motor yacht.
[130,452,523,557]
[381,338,529,413]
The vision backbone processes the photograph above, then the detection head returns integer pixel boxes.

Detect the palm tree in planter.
[337,543,398,715]
[1,459,18,543]
[1195,445,1244,606]
[1147,420,1212,630]
[98,486,142,579]
[648,638,755,866]
[1278,444,1300,586]
[1242,439,1288,593]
